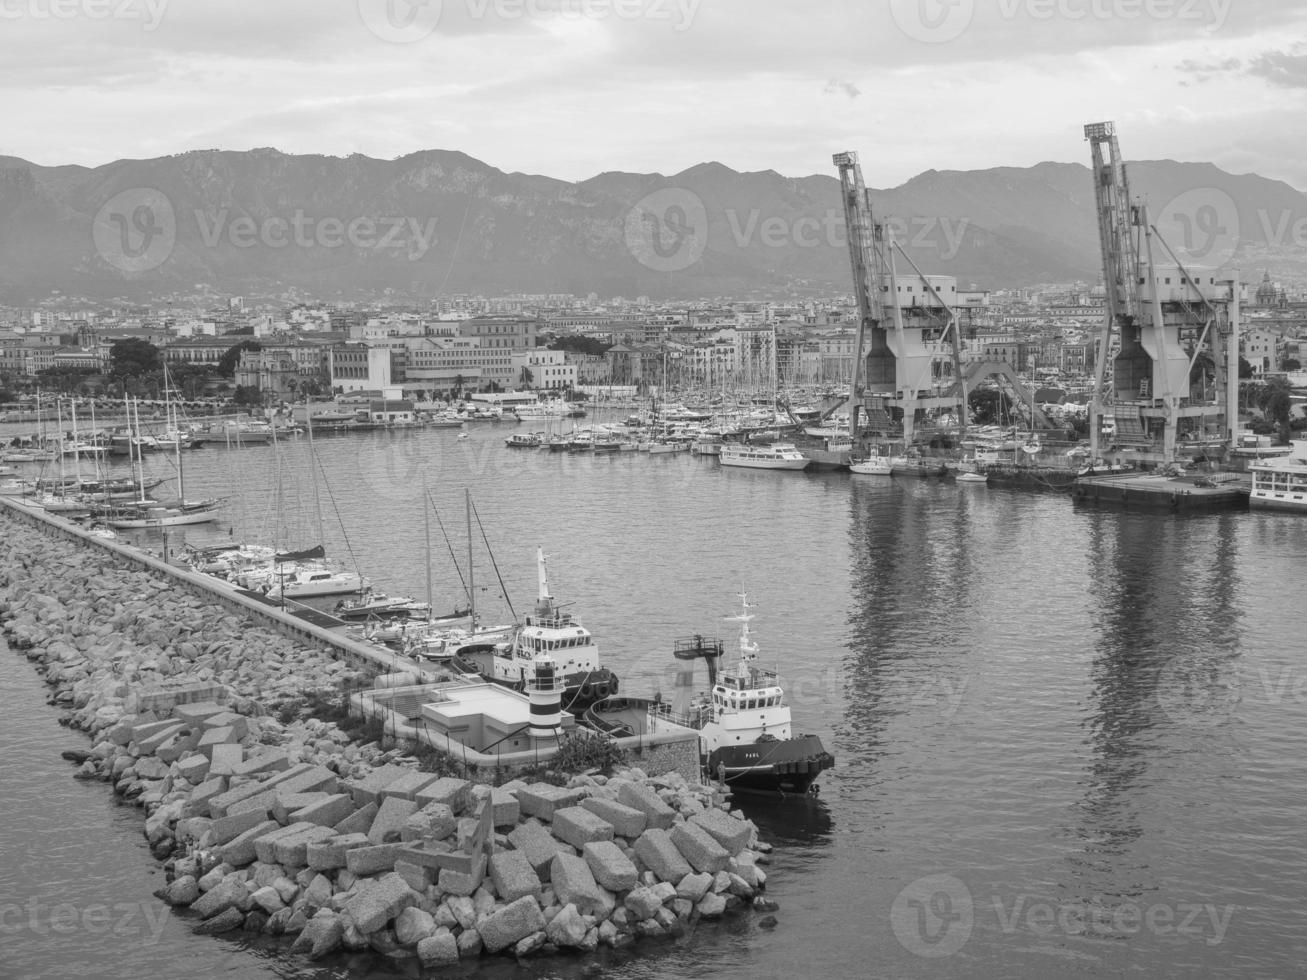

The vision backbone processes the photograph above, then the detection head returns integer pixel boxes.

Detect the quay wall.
[0,496,433,685]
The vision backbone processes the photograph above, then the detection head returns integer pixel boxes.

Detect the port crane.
[1083,121,1239,465]
[833,151,966,448]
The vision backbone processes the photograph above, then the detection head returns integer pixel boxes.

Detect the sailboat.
[104,397,219,528]
[260,416,367,599]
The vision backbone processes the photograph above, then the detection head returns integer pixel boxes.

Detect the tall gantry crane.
[1083,121,1239,465]
[833,151,965,447]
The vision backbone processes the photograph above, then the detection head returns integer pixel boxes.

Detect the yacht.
[849,456,893,475]
[719,442,810,471]
[264,565,369,600]
[1250,444,1307,511]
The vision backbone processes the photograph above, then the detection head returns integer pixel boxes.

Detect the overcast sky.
[1,0,1304,188]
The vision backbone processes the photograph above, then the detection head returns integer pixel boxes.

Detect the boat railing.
[649,701,709,731]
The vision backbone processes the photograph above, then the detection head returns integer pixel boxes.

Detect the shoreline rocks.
[0,511,781,965]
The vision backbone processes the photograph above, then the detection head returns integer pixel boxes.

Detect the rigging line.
[429,490,471,605]
[471,499,517,623]
[311,445,363,576]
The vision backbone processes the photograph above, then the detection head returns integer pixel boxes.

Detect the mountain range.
[1,148,1304,304]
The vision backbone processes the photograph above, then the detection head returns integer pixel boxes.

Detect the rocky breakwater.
[0,516,781,966]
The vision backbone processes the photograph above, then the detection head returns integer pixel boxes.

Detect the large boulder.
[583,840,638,893]
[478,896,546,954]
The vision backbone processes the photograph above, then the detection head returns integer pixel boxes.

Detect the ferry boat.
[587,594,833,795]
[1250,444,1307,511]
[486,549,619,710]
[718,442,810,471]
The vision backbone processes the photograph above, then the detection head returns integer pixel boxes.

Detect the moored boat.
[332,591,433,620]
[481,548,619,711]
[1250,443,1307,511]
[719,441,810,471]
[586,593,833,795]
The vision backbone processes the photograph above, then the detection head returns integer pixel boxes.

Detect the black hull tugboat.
[585,594,833,795]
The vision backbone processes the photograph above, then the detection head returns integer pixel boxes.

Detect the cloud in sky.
[0,0,1305,188]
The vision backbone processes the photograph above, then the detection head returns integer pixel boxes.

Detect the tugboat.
[487,549,619,711]
[662,593,833,795]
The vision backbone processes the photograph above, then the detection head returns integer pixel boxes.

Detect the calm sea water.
[5,421,1307,979]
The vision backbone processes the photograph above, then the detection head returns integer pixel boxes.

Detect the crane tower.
[1083,121,1239,465]
[833,151,965,447]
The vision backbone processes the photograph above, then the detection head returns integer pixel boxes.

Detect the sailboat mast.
[424,494,433,613]
[466,488,476,629]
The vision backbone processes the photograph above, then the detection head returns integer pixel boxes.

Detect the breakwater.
[0,505,779,967]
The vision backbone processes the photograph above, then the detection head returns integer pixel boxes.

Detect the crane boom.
[833,151,883,436]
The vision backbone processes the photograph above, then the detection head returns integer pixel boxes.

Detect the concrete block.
[306,833,369,871]
[367,796,418,845]
[551,806,615,850]
[207,742,242,775]
[175,754,210,784]
[580,796,647,838]
[414,777,472,815]
[377,771,439,802]
[690,807,753,855]
[392,840,454,872]
[273,825,336,867]
[508,822,569,881]
[345,843,403,877]
[228,749,290,779]
[201,711,248,739]
[219,820,281,867]
[186,776,228,816]
[340,872,419,936]
[129,718,180,744]
[393,858,435,892]
[515,783,584,822]
[333,801,378,836]
[171,701,228,726]
[549,853,613,917]
[633,828,693,884]
[616,781,675,830]
[488,850,541,903]
[292,794,357,829]
[196,727,236,761]
[345,764,411,807]
[272,793,332,825]
[437,853,486,897]
[670,822,730,874]
[155,729,201,764]
[253,822,318,865]
[477,896,545,954]
[136,721,186,756]
[583,840,638,893]
[211,806,270,846]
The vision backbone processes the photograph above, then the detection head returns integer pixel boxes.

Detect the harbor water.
[5,421,1307,978]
